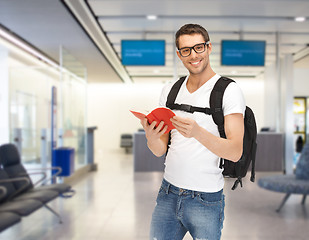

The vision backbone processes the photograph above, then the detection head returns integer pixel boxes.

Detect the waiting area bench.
[258,143,309,212]
[0,143,75,232]
[0,186,21,232]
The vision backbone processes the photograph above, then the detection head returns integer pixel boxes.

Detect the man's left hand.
[170,116,200,138]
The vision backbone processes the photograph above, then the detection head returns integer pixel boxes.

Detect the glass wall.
[9,66,59,165]
[60,47,87,170]
[8,62,87,174]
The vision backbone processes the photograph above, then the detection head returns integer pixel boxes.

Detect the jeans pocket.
[196,192,222,207]
[156,185,167,201]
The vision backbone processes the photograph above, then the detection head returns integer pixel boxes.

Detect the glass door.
[12,91,37,163]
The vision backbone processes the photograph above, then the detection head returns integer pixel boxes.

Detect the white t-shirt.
[159,74,246,193]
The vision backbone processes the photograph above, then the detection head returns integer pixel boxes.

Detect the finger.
[171,116,189,126]
[150,120,157,130]
[175,123,191,136]
[140,118,148,127]
[172,116,188,123]
[158,124,168,136]
[156,121,165,132]
[178,128,190,137]
[170,117,180,127]
[171,119,187,130]
[162,125,169,134]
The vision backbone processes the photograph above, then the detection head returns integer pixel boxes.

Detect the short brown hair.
[175,24,210,49]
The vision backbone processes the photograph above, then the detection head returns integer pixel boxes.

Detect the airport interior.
[0,0,309,239]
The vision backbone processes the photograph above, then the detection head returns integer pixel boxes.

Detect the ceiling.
[1,0,309,84]
[0,0,123,83]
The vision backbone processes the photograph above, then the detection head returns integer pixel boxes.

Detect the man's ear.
[207,42,213,54]
[176,50,182,60]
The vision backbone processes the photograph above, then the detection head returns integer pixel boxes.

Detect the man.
[140,24,246,240]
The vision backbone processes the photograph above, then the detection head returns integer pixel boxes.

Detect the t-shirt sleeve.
[159,82,174,107]
[222,82,246,116]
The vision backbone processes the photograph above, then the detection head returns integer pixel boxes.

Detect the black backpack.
[166,76,257,190]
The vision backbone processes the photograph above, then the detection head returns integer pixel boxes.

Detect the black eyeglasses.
[178,41,210,57]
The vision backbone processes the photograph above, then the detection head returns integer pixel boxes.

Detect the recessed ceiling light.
[294,16,306,22]
[147,15,157,20]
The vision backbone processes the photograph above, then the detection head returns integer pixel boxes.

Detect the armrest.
[0,177,31,200]
[26,167,62,186]
[13,171,47,187]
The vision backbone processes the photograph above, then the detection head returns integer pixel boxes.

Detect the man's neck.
[187,70,216,93]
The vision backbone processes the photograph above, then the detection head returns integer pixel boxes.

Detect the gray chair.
[0,173,43,216]
[0,211,21,232]
[258,143,309,212]
[120,134,133,153]
[0,186,21,232]
[0,143,73,195]
[0,144,74,223]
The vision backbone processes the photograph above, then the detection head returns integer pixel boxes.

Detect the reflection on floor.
[1,151,308,240]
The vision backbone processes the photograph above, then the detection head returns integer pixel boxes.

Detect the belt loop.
[165,183,170,194]
[191,191,195,198]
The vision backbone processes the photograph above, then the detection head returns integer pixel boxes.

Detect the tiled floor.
[1,151,308,240]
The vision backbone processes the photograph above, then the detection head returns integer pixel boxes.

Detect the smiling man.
[140,24,246,240]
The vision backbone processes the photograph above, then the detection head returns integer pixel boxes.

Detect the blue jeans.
[150,179,225,240]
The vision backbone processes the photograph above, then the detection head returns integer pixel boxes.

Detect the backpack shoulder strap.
[210,77,235,138]
[210,77,235,169]
[166,76,186,108]
[165,77,186,157]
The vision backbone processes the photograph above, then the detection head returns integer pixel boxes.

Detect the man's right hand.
[140,118,168,143]
[140,118,169,157]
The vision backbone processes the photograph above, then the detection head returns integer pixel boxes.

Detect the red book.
[130,107,175,133]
